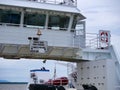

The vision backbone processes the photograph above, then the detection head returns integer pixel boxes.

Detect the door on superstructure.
[73,21,86,48]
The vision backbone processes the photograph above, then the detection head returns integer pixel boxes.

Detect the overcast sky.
[78,0,120,35]
[0,0,120,82]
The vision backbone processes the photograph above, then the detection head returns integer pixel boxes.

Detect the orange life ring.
[100,32,108,42]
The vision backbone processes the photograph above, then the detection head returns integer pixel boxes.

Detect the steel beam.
[0,43,84,62]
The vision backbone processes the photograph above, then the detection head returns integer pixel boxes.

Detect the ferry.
[0,0,120,90]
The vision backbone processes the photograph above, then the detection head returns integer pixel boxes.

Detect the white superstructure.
[29,68,50,84]
[0,0,120,90]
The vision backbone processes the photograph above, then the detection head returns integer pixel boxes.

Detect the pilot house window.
[0,9,20,24]
[48,15,69,30]
[24,12,46,28]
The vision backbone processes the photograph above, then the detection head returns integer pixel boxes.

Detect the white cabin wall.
[76,59,116,90]
[106,59,116,90]
[0,26,74,47]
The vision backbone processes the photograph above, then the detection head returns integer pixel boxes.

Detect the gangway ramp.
[0,43,84,62]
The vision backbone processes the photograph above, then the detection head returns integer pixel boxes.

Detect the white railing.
[73,29,111,49]
[73,30,102,49]
[20,0,77,6]
[86,33,99,49]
